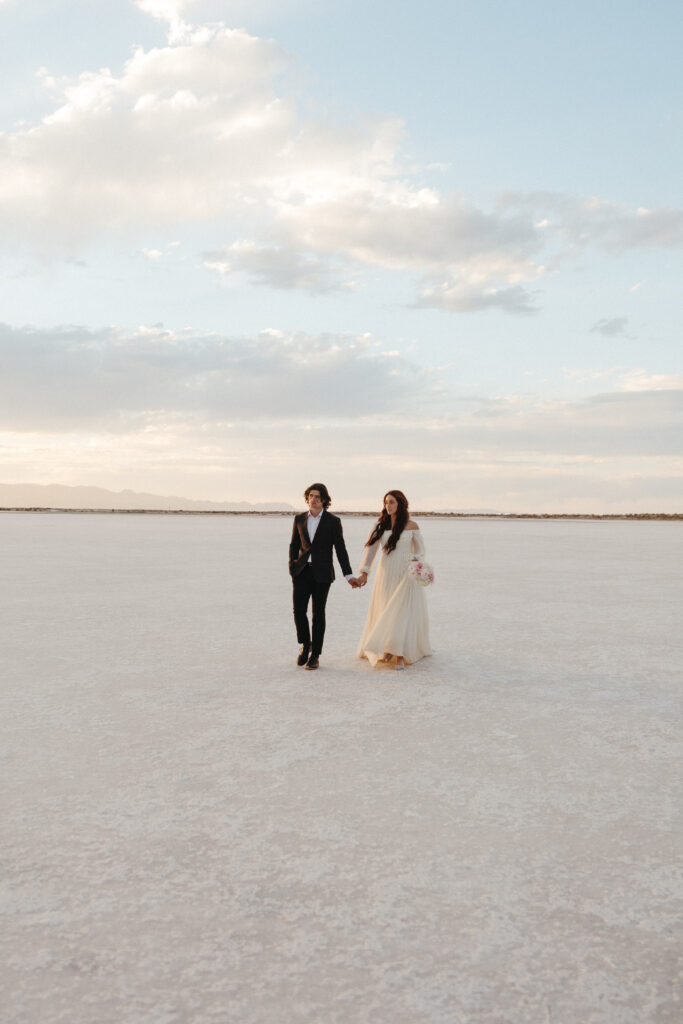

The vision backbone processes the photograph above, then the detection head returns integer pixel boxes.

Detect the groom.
[289,482,358,671]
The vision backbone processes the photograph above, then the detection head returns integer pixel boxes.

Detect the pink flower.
[408,559,434,587]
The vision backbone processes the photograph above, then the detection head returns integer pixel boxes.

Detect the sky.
[1,0,681,512]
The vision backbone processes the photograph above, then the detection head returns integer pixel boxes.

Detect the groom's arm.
[331,516,354,580]
[288,515,301,573]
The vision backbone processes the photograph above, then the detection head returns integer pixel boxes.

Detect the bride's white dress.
[357,527,432,667]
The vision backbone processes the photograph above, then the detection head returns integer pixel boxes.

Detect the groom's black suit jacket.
[289,510,353,584]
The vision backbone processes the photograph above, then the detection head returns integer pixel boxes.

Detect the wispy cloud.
[590,316,630,337]
[500,193,683,253]
[2,317,681,510]
[203,243,355,293]
[416,280,538,315]
[619,371,683,392]
[562,367,623,383]
[0,323,431,430]
[2,323,681,462]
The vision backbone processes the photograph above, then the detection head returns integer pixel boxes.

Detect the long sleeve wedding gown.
[357,527,432,667]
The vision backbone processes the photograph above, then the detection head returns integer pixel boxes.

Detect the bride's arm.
[411,527,426,559]
[357,538,380,583]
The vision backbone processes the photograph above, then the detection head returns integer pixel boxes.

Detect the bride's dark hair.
[366,490,409,554]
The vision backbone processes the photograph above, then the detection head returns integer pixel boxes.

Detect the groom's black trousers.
[292,565,332,656]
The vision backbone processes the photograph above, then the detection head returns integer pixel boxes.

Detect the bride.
[357,490,432,670]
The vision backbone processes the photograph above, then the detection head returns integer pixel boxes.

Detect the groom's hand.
[348,577,360,588]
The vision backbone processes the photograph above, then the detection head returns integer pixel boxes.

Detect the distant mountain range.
[1,486,676,518]
[0,483,294,512]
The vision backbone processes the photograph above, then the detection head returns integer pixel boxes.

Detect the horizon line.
[1,508,681,521]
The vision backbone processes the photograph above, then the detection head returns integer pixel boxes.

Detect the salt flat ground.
[1,513,681,1024]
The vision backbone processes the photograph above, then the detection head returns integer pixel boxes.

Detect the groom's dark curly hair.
[304,482,332,509]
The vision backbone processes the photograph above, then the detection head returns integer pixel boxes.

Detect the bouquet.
[408,560,434,587]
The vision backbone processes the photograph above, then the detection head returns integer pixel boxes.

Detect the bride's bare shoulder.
[405,520,420,531]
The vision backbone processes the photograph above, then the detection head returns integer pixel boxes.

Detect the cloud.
[271,189,547,310]
[203,242,354,293]
[416,280,538,315]
[0,322,430,430]
[1,14,681,315]
[618,371,683,392]
[590,316,629,337]
[502,389,683,457]
[500,192,683,254]
[133,0,196,38]
[562,367,623,384]
[134,0,194,18]
[0,24,293,245]
[2,322,681,462]
[274,188,539,269]
[2,319,681,510]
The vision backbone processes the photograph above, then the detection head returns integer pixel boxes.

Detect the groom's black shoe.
[297,645,310,667]
[305,654,320,671]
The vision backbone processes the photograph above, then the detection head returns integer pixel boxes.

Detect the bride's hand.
[358,572,368,587]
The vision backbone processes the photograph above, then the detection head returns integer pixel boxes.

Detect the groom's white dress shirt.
[306,509,323,548]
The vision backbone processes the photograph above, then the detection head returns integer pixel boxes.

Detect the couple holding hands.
[289,482,432,672]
